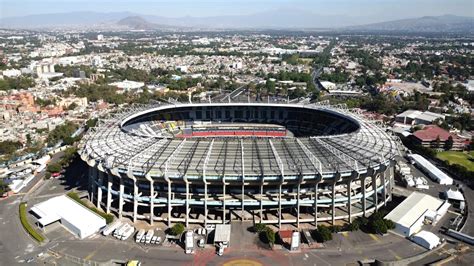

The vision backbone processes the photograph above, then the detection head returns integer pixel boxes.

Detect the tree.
[265,80,276,94]
[371,219,388,234]
[67,102,78,110]
[384,219,396,230]
[46,121,78,146]
[0,179,10,195]
[444,136,454,151]
[253,223,267,233]
[170,223,185,236]
[47,163,62,173]
[264,227,276,246]
[330,225,342,233]
[0,141,22,155]
[346,221,360,231]
[435,136,441,149]
[312,225,332,242]
[86,118,98,129]
[453,122,463,130]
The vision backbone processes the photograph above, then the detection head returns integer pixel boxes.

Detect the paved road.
[1,155,471,265]
[0,196,40,265]
[21,151,65,197]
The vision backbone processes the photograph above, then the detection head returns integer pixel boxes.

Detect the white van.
[185,231,194,254]
[145,229,154,244]
[136,229,146,243]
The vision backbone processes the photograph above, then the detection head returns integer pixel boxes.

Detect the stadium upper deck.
[81,102,398,180]
[79,101,400,226]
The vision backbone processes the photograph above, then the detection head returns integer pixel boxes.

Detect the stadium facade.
[79,102,400,227]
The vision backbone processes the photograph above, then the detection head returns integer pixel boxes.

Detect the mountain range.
[0,10,473,33]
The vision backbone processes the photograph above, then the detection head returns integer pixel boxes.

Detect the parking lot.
[2,155,472,265]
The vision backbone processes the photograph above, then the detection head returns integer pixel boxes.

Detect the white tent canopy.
[412,230,440,250]
[408,154,453,185]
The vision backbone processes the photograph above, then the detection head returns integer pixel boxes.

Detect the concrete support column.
[389,167,394,201]
[382,172,387,206]
[260,183,263,224]
[278,184,282,228]
[348,181,352,223]
[167,181,172,227]
[97,171,103,209]
[331,183,336,226]
[185,182,189,227]
[89,167,95,201]
[296,182,301,228]
[204,182,208,226]
[362,177,367,217]
[118,178,124,219]
[133,179,138,223]
[314,182,318,226]
[373,175,378,212]
[222,183,226,224]
[150,181,154,225]
[241,183,245,221]
[106,174,112,214]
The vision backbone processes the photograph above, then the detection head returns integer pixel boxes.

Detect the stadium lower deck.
[80,102,400,227]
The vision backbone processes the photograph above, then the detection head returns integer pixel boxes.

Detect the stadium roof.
[80,102,399,180]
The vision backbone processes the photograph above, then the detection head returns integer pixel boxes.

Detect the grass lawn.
[436,151,474,171]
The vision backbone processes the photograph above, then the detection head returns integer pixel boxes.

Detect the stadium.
[79,102,400,228]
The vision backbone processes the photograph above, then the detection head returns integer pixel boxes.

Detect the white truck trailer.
[102,221,122,236]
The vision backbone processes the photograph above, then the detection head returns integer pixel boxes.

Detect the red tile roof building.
[412,125,465,151]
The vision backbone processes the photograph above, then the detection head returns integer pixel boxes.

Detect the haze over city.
[0,1,473,266]
[0,0,473,27]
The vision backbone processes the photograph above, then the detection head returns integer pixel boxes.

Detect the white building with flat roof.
[109,80,145,91]
[31,195,106,239]
[385,192,448,237]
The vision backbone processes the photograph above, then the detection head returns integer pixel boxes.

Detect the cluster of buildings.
[0,90,90,144]
[392,110,470,151]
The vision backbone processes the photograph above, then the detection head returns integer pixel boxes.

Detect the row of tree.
[0,140,22,155]
[46,121,79,147]
[0,76,35,91]
[311,211,396,243]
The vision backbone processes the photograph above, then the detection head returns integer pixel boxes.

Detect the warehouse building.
[31,195,106,239]
[385,192,449,237]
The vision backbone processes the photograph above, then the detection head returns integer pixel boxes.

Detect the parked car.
[217,245,224,256]
[198,238,205,248]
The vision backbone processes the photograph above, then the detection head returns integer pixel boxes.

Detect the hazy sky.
[1,0,473,19]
